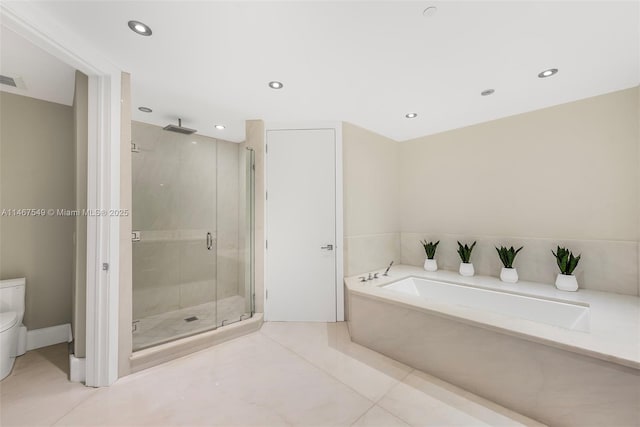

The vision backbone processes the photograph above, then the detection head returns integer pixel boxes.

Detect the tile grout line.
[348,401,378,426]
[349,368,415,427]
[375,367,414,404]
[257,329,380,407]
[49,386,100,426]
[258,327,414,408]
[257,330,381,426]
[368,368,416,426]
[371,369,540,427]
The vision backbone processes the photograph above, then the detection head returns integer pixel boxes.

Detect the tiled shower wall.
[131,121,241,319]
[400,233,638,295]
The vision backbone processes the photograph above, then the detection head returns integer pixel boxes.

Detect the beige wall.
[0,92,74,329]
[400,87,639,240]
[342,122,401,276]
[399,87,640,295]
[71,71,88,357]
[119,72,133,377]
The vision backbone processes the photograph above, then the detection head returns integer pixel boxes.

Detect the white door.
[266,129,336,322]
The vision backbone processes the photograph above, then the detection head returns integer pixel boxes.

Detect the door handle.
[206,232,213,250]
[320,244,334,251]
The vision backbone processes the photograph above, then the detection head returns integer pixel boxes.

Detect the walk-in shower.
[131,121,254,351]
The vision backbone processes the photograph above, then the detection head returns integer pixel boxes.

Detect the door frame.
[263,122,344,322]
[1,3,121,386]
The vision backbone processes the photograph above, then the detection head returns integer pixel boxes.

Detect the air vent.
[0,75,17,87]
[0,75,26,89]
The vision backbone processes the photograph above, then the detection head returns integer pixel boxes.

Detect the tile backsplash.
[344,233,401,277]
[344,230,639,296]
[400,232,639,296]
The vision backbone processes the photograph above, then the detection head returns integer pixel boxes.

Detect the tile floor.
[0,322,545,426]
[133,295,249,350]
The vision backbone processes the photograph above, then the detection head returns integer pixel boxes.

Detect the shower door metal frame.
[247,147,256,316]
[2,2,122,386]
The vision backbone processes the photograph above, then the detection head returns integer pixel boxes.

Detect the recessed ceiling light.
[215,124,225,130]
[481,89,495,96]
[268,81,284,89]
[538,68,558,78]
[128,20,152,36]
[405,112,418,119]
[138,106,152,113]
[423,6,438,17]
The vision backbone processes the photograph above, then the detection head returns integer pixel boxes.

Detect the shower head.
[163,118,197,135]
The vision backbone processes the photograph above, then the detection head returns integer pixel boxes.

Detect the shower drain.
[184,316,198,322]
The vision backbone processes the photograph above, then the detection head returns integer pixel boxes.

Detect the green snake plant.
[496,246,523,269]
[420,240,440,260]
[552,246,581,275]
[457,241,476,263]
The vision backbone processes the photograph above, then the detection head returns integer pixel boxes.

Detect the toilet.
[0,278,26,380]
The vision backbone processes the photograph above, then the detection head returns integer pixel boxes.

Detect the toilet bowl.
[0,278,25,380]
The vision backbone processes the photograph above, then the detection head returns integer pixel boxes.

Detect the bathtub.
[384,277,590,332]
[346,267,640,427]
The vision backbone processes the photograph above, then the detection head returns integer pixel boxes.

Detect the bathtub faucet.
[358,273,379,282]
[383,261,394,276]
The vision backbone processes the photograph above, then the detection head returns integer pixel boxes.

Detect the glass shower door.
[131,123,217,351]
[214,146,254,328]
[132,121,255,351]
[173,131,218,340]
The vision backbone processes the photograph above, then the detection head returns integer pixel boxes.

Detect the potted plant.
[420,240,440,271]
[552,246,581,291]
[457,241,476,276]
[496,246,523,283]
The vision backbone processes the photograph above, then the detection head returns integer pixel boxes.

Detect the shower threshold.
[133,295,249,351]
[130,312,263,374]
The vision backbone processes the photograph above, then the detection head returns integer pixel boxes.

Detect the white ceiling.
[18,1,640,141]
[0,25,75,106]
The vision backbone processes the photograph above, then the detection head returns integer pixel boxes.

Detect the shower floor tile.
[132,295,248,351]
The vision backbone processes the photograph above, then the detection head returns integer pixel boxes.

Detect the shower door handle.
[206,232,213,250]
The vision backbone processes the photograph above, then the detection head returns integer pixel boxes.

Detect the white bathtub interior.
[384,277,590,332]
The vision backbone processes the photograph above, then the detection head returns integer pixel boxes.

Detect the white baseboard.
[26,323,72,351]
[69,354,86,383]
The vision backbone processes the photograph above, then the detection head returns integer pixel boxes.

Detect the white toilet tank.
[0,278,26,320]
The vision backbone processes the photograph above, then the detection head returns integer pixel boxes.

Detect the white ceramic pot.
[500,267,518,283]
[459,262,474,277]
[424,258,438,272]
[555,274,578,292]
